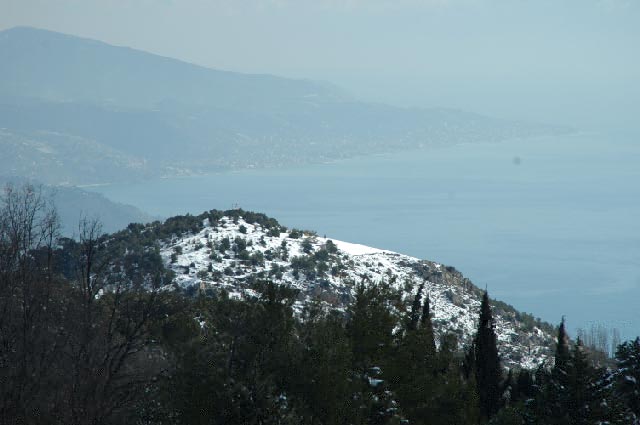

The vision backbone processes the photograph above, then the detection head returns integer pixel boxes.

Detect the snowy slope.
[160,215,554,369]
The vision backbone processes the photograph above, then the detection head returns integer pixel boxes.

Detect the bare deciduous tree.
[0,184,168,425]
[0,183,61,423]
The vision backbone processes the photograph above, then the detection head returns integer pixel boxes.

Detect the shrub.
[234,237,247,252]
[301,238,314,254]
[325,240,338,254]
[238,250,251,262]
[268,227,281,237]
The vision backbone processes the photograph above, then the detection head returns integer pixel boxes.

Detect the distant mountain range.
[0,26,568,186]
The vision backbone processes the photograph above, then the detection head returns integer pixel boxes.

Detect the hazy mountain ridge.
[0,26,349,110]
[0,27,569,185]
[147,210,556,369]
[0,177,154,235]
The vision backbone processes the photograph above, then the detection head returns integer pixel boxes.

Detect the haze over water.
[6,0,638,339]
[89,129,640,339]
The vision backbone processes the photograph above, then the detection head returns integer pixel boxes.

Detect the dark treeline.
[1,184,639,425]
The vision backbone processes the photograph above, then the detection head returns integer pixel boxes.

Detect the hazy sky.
[2,0,639,127]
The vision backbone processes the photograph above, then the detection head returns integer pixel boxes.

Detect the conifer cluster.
[1,184,639,424]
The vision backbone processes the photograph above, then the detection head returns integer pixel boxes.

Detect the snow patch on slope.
[160,215,554,370]
[331,240,387,256]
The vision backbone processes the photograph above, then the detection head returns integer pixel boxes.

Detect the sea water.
[88,130,640,339]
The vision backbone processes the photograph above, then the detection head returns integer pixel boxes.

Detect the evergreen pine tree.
[522,364,551,425]
[437,333,480,424]
[615,337,640,421]
[391,289,438,424]
[589,360,630,424]
[348,282,396,369]
[297,309,354,424]
[534,318,574,425]
[474,291,502,421]
[559,337,629,425]
[347,282,403,425]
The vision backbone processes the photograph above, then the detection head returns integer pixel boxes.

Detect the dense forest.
[1,184,639,425]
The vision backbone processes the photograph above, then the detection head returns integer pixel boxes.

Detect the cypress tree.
[545,318,572,425]
[407,283,424,332]
[420,294,436,356]
[513,369,535,402]
[554,318,571,377]
[474,291,502,421]
[568,338,592,425]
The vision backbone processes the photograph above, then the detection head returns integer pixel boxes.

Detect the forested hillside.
[1,184,638,425]
[158,211,554,370]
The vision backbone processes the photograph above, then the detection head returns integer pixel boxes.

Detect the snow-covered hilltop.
[159,213,555,369]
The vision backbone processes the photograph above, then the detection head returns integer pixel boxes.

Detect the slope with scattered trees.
[1,183,638,424]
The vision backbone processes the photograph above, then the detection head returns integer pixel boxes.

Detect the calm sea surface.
[89,130,640,339]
